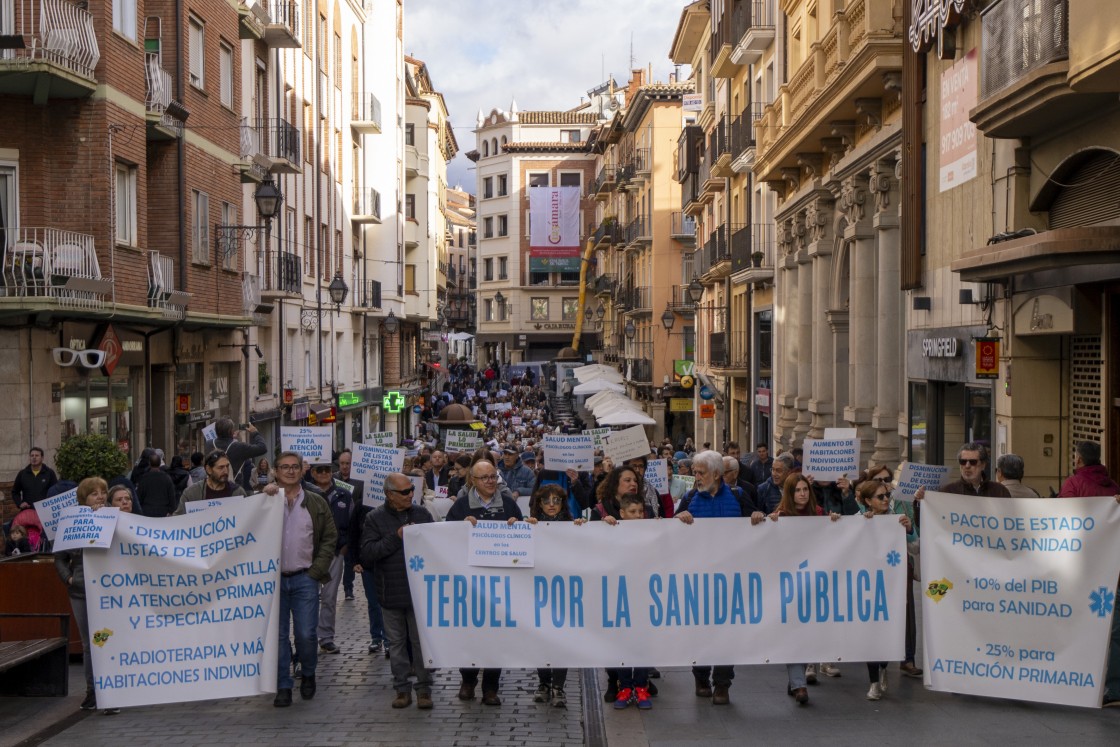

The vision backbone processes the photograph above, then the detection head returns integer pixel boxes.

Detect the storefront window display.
[61,375,134,455]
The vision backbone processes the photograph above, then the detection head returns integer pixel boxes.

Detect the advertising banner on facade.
[84,494,282,708]
[406,516,907,667]
[921,492,1120,707]
[939,48,978,192]
[529,186,581,256]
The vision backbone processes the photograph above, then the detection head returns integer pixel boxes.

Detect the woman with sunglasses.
[524,484,585,709]
[856,479,915,700]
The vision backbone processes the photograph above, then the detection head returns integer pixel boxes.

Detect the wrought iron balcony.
[671,211,697,243]
[355,279,382,309]
[730,0,777,67]
[593,273,616,297]
[980,0,1068,99]
[1,226,111,309]
[730,102,765,169]
[0,0,100,100]
[593,219,620,249]
[625,215,651,247]
[259,247,301,297]
[242,273,273,322]
[147,251,191,319]
[145,51,185,139]
[264,0,301,48]
[667,284,696,315]
[591,162,617,198]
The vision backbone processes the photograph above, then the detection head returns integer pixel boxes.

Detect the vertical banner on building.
[975,337,1000,379]
[921,492,1120,708]
[529,186,580,256]
[84,494,283,708]
[939,48,978,192]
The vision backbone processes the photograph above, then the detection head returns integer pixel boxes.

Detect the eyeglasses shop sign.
[922,337,959,358]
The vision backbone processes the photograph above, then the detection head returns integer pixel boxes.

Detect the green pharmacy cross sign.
[382,391,405,413]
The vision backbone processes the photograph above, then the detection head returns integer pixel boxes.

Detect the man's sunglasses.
[390,485,415,495]
[959,459,980,466]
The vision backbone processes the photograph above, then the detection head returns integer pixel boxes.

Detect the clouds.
[403,0,688,191]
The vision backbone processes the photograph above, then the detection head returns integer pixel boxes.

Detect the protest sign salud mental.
[803,438,860,481]
[350,443,406,506]
[583,427,610,447]
[445,429,482,451]
[364,431,397,448]
[603,425,651,464]
[468,521,535,568]
[406,515,906,667]
[84,493,283,708]
[280,426,332,464]
[921,492,1120,708]
[542,434,595,472]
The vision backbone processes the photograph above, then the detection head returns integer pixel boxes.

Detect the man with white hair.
[674,450,743,705]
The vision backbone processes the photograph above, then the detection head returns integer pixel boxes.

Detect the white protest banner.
[920,492,1120,708]
[895,462,953,501]
[407,515,906,667]
[185,496,246,515]
[542,434,595,472]
[498,389,508,398]
[486,402,513,413]
[35,488,78,540]
[583,427,610,447]
[511,417,523,426]
[823,427,857,440]
[364,431,397,448]
[53,506,119,551]
[201,422,218,444]
[803,438,860,482]
[669,474,695,501]
[445,430,482,452]
[603,425,650,464]
[280,426,332,464]
[84,493,282,708]
[350,443,406,506]
[644,459,670,495]
[478,390,489,399]
[467,520,535,568]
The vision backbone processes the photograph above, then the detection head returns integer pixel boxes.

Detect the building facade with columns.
[754,0,905,466]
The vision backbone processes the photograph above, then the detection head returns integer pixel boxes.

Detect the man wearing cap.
[520,450,538,475]
[498,447,536,499]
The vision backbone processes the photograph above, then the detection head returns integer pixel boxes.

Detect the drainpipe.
[175,0,186,291]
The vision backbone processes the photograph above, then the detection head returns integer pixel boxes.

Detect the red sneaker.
[613,687,633,709]
[634,686,653,710]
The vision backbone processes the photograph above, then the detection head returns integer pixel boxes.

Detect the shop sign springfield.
[922,337,959,358]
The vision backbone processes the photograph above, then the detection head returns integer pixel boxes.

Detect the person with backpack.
[212,417,268,489]
[174,450,248,514]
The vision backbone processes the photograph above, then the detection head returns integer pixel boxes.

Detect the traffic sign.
[412,405,423,414]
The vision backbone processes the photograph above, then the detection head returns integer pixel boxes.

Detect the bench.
[0,613,70,696]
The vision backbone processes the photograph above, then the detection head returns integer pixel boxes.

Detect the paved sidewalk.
[13,584,585,747]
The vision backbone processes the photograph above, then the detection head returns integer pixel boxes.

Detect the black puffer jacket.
[360,503,433,610]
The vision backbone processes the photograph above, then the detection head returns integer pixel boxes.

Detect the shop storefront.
[906,325,994,467]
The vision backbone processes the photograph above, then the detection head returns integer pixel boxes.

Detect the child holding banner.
[856,479,915,700]
[53,477,117,714]
[525,485,586,709]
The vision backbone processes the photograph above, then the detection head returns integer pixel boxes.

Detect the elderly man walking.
[361,472,435,709]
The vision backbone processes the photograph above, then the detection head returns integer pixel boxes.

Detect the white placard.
[201,422,218,444]
[364,431,397,448]
[446,430,482,452]
[583,427,610,447]
[406,515,906,667]
[185,496,246,514]
[823,428,857,440]
[669,474,695,501]
[895,462,953,501]
[436,486,449,499]
[350,443,406,506]
[409,475,426,505]
[602,425,650,464]
[34,488,78,541]
[84,493,282,708]
[644,459,670,495]
[803,438,860,482]
[486,402,513,413]
[466,388,477,399]
[921,492,1120,707]
[511,417,523,426]
[542,434,595,472]
[497,389,508,398]
[52,506,119,551]
[280,426,333,464]
[467,520,535,568]
[478,390,489,399]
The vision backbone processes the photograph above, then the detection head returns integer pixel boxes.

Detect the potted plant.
[55,433,131,482]
[751,251,765,267]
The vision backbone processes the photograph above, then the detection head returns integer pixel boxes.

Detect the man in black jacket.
[212,418,267,488]
[11,447,58,509]
[361,472,434,709]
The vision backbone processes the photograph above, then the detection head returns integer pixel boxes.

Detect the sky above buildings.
[404,0,688,192]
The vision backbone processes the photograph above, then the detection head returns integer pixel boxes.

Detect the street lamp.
[253,176,283,223]
[494,291,505,306]
[661,307,676,331]
[624,319,636,340]
[595,301,605,320]
[328,273,349,315]
[382,309,400,335]
[583,306,593,323]
[687,276,704,304]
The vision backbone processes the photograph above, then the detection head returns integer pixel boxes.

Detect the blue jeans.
[1106,585,1119,701]
[786,663,807,689]
[359,569,385,643]
[278,572,320,690]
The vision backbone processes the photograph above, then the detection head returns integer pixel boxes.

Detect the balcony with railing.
[666,284,696,315]
[352,188,382,224]
[592,219,620,249]
[730,101,766,172]
[733,223,776,284]
[698,223,738,281]
[592,272,616,297]
[355,279,382,310]
[971,0,1081,138]
[620,285,652,316]
[266,117,301,172]
[258,247,301,297]
[697,150,717,204]
[147,251,191,320]
[1,226,112,310]
[681,172,703,216]
[709,115,734,178]
[351,92,382,134]
[263,0,301,48]
[144,51,185,140]
[710,328,748,374]
[710,0,748,77]
[242,273,272,323]
[0,0,100,101]
[626,344,655,384]
[591,162,617,199]
[618,149,650,188]
[239,117,268,182]
[670,212,697,244]
[624,215,651,248]
[731,0,777,67]
[239,2,268,40]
